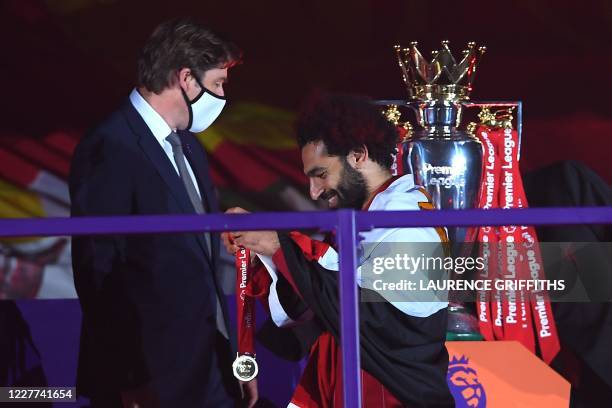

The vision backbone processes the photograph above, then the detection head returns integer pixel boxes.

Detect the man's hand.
[233,230,280,257]
[222,207,281,257]
[221,207,249,255]
[240,378,258,408]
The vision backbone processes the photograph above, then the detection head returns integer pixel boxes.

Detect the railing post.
[337,209,361,407]
[517,101,523,161]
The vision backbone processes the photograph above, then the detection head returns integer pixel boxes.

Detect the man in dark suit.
[69,19,254,407]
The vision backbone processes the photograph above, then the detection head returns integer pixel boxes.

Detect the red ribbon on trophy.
[232,247,258,381]
[474,121,560,364]
[474,127,501,341]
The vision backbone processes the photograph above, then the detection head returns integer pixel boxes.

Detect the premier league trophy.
[386,41,486,338]
[395,41,485,233]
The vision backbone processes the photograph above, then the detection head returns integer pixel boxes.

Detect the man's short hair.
[137,18,242,93]
[295,91,399,170]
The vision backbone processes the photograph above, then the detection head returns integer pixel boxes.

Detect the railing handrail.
[0,207,610,238]
[2,205,611,407]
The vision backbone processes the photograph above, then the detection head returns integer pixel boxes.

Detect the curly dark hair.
[295,91,398,170]
[137,18,242,93]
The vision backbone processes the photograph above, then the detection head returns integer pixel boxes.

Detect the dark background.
[1,0,611,181]
[0,2,610,404]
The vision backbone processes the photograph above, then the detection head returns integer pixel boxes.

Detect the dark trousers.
[87,331,236,408]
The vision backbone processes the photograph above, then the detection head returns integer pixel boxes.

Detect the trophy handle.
[461,101,523,161]
[375,99,523,161]
[373,99,429,130]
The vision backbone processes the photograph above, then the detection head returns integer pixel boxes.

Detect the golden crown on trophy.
[395,40,486,102]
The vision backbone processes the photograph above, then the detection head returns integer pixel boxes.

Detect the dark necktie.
[166,132,211,251]
[166,132,227,339]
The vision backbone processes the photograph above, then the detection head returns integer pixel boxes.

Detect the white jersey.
[260,174,449,326]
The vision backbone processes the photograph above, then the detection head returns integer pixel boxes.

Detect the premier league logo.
[447,355,487,407]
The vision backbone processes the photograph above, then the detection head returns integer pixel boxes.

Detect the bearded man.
[224,92,454,407]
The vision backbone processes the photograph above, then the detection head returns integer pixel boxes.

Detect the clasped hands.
[221,207,280,258]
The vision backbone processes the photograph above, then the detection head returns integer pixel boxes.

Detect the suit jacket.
[69,100,236,406]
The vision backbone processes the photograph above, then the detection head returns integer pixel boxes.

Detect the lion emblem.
[447,355,487,407]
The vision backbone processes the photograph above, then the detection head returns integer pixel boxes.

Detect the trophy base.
[446,302,483,341]
[446,332,484,341]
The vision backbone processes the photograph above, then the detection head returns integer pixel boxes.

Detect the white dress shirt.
[129,89,201,197]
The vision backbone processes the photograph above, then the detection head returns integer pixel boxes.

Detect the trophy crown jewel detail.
[395,40,486,102]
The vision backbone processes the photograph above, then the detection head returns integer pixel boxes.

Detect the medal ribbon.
[235,247,256,356]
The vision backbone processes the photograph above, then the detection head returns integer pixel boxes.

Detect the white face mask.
[181,77,226,133]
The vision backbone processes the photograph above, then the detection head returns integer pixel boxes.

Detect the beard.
[321,158,368,209]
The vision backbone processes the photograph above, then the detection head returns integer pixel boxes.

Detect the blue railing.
[1,206,611,407]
